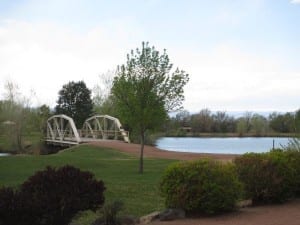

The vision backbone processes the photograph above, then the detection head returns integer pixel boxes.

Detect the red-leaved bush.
[0,165,105,225]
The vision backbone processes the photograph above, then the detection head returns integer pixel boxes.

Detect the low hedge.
[160,159,243,215]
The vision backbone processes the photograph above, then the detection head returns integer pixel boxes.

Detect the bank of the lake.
[165,132,293,138]
[156,137,291,154]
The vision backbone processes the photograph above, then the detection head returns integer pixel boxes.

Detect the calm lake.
[155,137,291,154]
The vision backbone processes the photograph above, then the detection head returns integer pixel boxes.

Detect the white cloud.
[0,19,144,107]
[0,18,299,113]
[170,45,300,112]
[291,0,300,4]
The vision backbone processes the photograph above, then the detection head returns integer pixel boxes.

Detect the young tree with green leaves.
[250,114,268,136]
[93,70,117,116]
[37,104,52,135]
[55,81,93,128]
[112,42,189,173]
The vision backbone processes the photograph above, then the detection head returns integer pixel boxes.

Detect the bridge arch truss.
[46,114,81,144]
[81,115,130,143]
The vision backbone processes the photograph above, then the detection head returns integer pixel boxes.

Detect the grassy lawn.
[0,144,177,224]
[0,131,42,153]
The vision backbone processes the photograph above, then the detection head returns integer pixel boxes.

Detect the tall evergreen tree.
[55,81,93,128]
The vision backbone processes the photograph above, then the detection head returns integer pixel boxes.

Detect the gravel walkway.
[88,140,238,161]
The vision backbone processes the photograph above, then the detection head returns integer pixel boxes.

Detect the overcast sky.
[0,0,299,113]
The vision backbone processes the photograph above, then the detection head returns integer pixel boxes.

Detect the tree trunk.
[16,123,23,153]
[139,131,145,174]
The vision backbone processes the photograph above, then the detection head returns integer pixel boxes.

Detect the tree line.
[165,108,300,136]
[0,80,95,153]
[1,79,299,154]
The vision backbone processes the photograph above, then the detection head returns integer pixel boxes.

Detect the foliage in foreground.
[276,148,300,196]
[0,165,105,225]
[160,159,242,215]
[92,200,124,225]
[234,151,296,204]
[283,137,300,151]
[0,145,174,221]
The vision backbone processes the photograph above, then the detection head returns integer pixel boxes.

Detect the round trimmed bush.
[234,151,295,204]
[281,150,300,196]
[160,159,242,215]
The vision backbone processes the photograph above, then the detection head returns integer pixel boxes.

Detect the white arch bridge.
[46,114,130,146]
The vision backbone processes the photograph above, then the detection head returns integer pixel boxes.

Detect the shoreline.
[164,132,294,138]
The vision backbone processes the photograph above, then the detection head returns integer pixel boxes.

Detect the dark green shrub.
[234,152,294,204]
[282,137,300,151]
[93,200,124,225]
[280,138,300,196]
[38,143,66,155]
[283,150,300,196]
[0,165,105,225]
[0,187,19,225]
[160,159,242,215]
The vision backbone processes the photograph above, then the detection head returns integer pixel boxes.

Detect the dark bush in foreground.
[0,187,20,225]
[0,165,105,225]
[234,152,294,204]
[279,149,300,196]
[160,159,242,215]
[92,200,124,225]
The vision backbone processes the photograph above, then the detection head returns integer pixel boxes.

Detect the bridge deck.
[45,138,122,146]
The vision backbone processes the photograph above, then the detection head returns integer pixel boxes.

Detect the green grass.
[0,145,177,223]
[0,135,13,151]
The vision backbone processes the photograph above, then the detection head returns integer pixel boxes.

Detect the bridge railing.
[79,129,129,140]
[81,115,130,143]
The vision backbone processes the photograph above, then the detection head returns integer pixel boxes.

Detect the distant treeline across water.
[165,109,300,136]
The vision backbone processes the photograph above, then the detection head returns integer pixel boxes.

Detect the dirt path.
[88,140,238,162]
[88,140,300,225]
[150,199,300,225]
